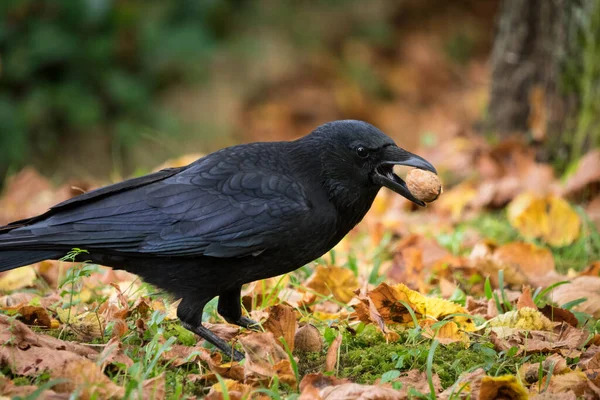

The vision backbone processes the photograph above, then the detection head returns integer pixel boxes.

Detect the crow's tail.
[0,250,62,272]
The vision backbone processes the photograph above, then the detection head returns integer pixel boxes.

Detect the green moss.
[296,350,327,377]
[163,322,198,346]
[339,326,507,388]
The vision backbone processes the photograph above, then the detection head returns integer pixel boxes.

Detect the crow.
[0,120,436,360]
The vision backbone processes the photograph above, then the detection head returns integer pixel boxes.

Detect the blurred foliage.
[0,0,243,180]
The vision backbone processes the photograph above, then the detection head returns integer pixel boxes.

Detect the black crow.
[0,120,436,360]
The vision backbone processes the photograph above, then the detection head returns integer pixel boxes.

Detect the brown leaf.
[53,358,124,399]
[325,334,342,372]
[518,354,569,385]
[263,304,298,351]
[517,286,537,310]
[17,305,53,328]
[319,383,405,400]
[205,379,254,400]
[0,375,68,399]
[551,276,600,318]
[438,368,486,400]
[140,374,166,400]
[490,242,558,287]
[239,332,296,386]
[538,371,600,398]
[378,369,443,398]
[579,345,600,371]
[562,149,600,199]
[539,305,579,327]
[490,322,588,358]
[97,337,134,369]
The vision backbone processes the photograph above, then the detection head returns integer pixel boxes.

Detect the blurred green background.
[0,0,500,184]
[2,0,597,186]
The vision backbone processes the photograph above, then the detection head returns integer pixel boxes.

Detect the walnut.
[294,324,323,352]
[405,169,442,203]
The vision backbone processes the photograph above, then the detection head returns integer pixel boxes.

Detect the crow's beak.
[372,146,437,207]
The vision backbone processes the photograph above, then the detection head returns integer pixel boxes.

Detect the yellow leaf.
[507,192,580,246]
[305,265,358,303]
[0,267,36,291]
[479,375,528,400]
[356,283,475,343]
[546,195,581,246]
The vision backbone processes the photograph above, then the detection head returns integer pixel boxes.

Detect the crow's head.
[306,120,437,207]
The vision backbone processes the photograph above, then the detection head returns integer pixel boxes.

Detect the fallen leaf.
[354,283,475,342]
[519,354,569,385]
[17,305,53,328]
[318,382,405,400]
[517,286,536,310]
[507,192,580,247]
[478,375,528,400]
[0,266,36,291]
[438,368,486,400]
[299,373,350,400]
[578,345,600,371]
[239,332,296,386]
[562,149,600,199]
[325,334,342,372]
[263,304,297,351]
[305,265,358,303]
[205,379,254,400]
[539,305,579,327]
[551,276,600,318]
[378,369,443,398]
[490,322,588,358]
[0,375,66,399]
[537,370,600,398]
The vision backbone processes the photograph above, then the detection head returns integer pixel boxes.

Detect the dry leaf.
[325,334,342,372]
[517,286,537,310]
[305,265,358,303]
[205,379,254,400]
[519,354,569,384]
[490,322,588,358]
[538,371,600,398]
[478,375,528,400]
[551,276,600,318]
[0,266,36,291]
[507,193,580,247]
[438,368,486,400]
[378,369,443,398]
[239,332,296,386]
[263,304,297,351]
[17,305,53,328]
[354,283,475,342]
[562,149,600,199]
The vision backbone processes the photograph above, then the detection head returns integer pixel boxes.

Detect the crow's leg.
[177,296,245,361]
[218,286,260,330]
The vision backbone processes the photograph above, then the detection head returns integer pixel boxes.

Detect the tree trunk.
[487,0,600,167]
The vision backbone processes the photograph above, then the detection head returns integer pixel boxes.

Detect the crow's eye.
[356,146,368,158]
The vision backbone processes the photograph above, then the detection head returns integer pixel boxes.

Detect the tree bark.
[486,0,598,165]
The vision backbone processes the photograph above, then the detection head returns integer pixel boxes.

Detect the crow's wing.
[2,147,314,258]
